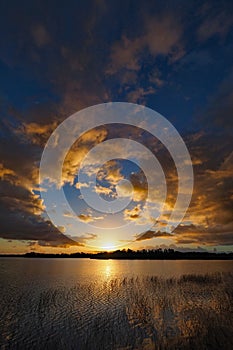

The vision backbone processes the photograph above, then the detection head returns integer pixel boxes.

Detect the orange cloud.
[78,213,104,223]
[124,204,142,221]
[0,163,15,179]
[96,159,124,185]
[19,121,58,145]
[62,127,108,185]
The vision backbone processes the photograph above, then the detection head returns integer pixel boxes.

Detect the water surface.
[0,258,232,349]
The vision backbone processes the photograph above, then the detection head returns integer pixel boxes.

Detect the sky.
[0,0,232,254]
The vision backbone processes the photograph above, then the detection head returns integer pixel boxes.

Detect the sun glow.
[101,242,117,251]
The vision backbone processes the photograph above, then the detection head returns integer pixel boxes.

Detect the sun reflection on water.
[102,259,118,279]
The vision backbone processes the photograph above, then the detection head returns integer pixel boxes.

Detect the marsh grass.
[0,272,232,349]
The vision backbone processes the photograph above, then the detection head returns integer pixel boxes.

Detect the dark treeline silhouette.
[1,248,232,259]
[91,248,233,260]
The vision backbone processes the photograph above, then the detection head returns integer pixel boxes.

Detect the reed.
[1,272,232,349]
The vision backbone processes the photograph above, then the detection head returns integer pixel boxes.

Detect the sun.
[101,242,117,251]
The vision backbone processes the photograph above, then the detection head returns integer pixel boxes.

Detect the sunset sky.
[0,0,232,254]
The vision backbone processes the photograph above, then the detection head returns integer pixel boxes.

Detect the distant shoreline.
[0,249,233,260]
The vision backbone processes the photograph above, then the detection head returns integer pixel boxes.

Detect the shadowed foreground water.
[0,258,233,349]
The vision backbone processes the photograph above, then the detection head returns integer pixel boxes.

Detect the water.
[1,257,232,281]
[0,258,232,349]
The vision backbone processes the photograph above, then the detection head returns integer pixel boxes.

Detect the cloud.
[95,184,115,197]
[31,24,51,47]
[75,182,90,189]
[203,72,233,129]
[78,214,95,223]
[206,151,233,179]
[28,238,82,249]
[63,210,74,218]
[78,213,104,223]
[96,159,124,186]
[131,129,233,247]
[0,118,81,247]
[136,221,233,247]
[124,204,142,221]
[174,223,233,246]
[62,127,108,185]
[145,15,183,56]
[1,0,233,254]
[197,10,233,41]
[169,130,232,235]
[1,107,232,249]
[149,68,165,87]
[107,36,141,73]
[130,171,148,202]
[19,121,58,145]
[126,87,156,104]
[0,200,80,247]
[136,230,172,241]
[66,233,98,245]
[64,208,105,223]
[0,163,15,181]
[107,14,183,75]
[0,177,79,247]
